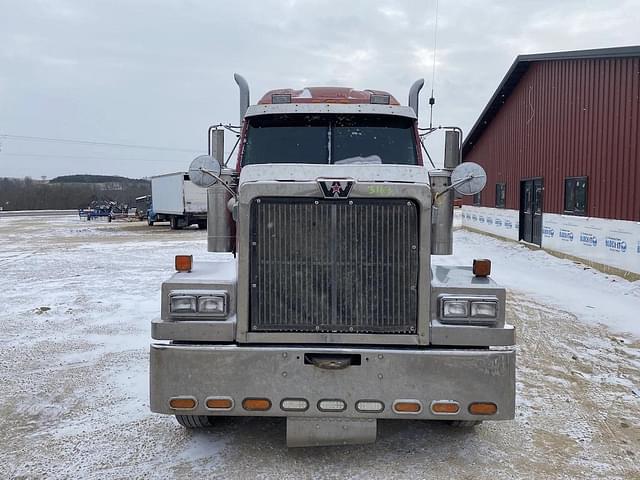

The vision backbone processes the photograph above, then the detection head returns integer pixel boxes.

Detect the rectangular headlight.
[442,299,469,318]
[198,295,227,315]
[170,295,196,314]
[471,301,497,318]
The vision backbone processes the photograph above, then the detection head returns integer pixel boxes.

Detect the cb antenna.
[429,0,439,128]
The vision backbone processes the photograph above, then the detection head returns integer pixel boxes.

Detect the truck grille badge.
[317,179,354,198]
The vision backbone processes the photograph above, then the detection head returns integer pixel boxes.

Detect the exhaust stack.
[430,130,461,255]
[206,130,237,253]
[234,73,250,124]
[408,79,424,117]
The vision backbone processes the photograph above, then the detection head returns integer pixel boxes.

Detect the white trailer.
[149,172,208,229]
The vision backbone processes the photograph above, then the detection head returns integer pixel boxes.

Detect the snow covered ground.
[0,214,638,479]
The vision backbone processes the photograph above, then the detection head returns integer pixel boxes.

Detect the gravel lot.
[0,214,638,479]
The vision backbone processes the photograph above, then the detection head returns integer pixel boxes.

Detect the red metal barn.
[461,46,640,277]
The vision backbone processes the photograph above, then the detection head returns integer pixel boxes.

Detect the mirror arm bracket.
[199,167,238,199]
[434,174,482,201]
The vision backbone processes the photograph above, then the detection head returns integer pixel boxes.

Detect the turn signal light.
[393,400,422,414]
[206,398,233,410]
[431,401,460,414]
[469,402,498,415]
[169,397,197,409]
[175,255,193,272]
[473,259,491,277]
[242,398,272,411]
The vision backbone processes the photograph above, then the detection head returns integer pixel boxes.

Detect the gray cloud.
[0,0,638,178]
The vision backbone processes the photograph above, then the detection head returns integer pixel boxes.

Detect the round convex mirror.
[188,155,221,188]
[451,162,487,196]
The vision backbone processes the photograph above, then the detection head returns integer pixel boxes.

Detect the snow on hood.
[239,163,430,184]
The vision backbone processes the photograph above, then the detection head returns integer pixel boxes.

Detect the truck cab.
[149,75,515,447]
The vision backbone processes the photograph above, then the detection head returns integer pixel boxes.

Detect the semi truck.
[149,75,516,447]
[148,172,208,229]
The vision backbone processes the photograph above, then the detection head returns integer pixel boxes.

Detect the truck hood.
[239,163,430,185]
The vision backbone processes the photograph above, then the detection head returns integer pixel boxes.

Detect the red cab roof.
[257,87,400,105]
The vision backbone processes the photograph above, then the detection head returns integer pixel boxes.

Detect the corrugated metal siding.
[464,56,640,221]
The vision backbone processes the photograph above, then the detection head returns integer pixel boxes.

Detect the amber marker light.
[469,402,498,415]
[206,398,233,410]
[169,397,197,409]
[175,255,193,272]
[242,398,272,411]
[393,400,422,414]
[473,258,491,277]
[431,401,460,414]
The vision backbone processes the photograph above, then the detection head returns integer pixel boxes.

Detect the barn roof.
[462,45,640,157]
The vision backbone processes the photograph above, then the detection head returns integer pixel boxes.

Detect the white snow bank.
[435,229,640,338]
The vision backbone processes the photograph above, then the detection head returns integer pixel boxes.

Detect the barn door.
[520,178,543,246]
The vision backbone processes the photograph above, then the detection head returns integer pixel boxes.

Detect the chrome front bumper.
[150,344,515,421]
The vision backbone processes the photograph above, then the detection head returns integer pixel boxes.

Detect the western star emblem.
[318,179,354,198]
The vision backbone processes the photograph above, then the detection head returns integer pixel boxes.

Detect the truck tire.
[448,420,482,428]
[175,415,215,428]
[197,220,207,230]
[170,217,182,230]
[148,219,154,226]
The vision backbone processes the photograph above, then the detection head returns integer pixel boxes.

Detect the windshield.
[242,114,418,166]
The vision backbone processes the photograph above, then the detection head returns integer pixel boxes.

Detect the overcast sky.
[1,0,639,179]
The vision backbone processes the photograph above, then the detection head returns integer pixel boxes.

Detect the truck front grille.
[249,197,419,334]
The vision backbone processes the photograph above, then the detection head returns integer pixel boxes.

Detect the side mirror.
[188,155,221,188]
[451,162,487,196]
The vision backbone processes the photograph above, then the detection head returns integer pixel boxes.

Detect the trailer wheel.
[170,217,182,230]
[148,219,154,226]
[175,415,215,428]
[197,220,207,230]
[448,420,482,428]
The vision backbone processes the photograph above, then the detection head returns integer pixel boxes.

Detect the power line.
[0,134,201,153]
[0,152,184,163]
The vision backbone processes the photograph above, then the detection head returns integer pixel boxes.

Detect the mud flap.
[286,417,377,447]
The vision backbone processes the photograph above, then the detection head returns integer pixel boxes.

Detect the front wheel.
[175,415,215,428]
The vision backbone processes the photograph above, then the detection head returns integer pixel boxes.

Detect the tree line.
[0,176,151,211]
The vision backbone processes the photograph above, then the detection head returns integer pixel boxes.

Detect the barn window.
[495,183,506,208]
[564,177,588,216]
[473,192,481,206]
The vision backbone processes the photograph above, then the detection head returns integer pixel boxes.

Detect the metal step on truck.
[148,172,208,229]
[149,74,516,447]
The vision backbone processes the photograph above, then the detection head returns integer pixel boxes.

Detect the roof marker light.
[370,94,390,105]
[271,93,292,104]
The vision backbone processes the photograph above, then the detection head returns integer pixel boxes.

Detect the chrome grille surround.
[249,198,419,334]
[234,164,432,345]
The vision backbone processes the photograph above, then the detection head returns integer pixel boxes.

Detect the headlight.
[442,299,469,318]
[198,295,227,315]
[439,295,499,326]
[169,291,228,318]
[471,301,497,318]
[170,295,196,314]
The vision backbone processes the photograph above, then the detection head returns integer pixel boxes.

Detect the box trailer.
[148,173,207,229]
